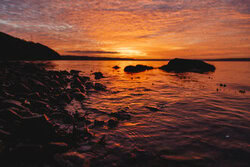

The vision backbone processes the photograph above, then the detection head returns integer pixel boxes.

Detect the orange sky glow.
[0,0,249,59]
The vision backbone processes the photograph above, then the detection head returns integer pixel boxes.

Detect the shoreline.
[0,61,132,166]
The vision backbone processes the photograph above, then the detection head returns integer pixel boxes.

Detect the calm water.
[50,61,250,166]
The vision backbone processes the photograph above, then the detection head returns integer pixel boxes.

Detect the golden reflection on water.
[49,60,250,166]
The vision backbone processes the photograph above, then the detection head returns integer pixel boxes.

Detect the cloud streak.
[66,50,119,54]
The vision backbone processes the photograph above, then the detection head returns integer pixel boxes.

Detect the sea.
[49,60,250,167]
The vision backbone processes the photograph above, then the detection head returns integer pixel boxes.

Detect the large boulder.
[124,65,153,73]
[159,58,215,73]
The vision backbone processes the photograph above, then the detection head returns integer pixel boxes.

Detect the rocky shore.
[0,61,132,167]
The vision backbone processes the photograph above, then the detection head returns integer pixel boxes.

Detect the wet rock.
[29,78,49,93]
[60,70,70,75]
[72,92,86,101]
[54,151,89,167]
[58,92,72,104]
[7,144,45,161]
[113,65,120,69]
[0,108,23,121]
[79,76,90,84]
[145,106,160,112]
[93,72,104,79]
[85,81,94,89]
[49,79,61,88]
[98,135,106,145]
[11,83,31,96]
[1,99,26,110]
[20,114,56,142]
[94,83,106,91]
[71,77,83,88]
[0,129,11,139]
[159,58,216,73]
[124,64,153,73]
[107,119,119,128]
[70,70,81,75]
[27,92,41,100]
[30,100,52,113]
[93,120,105,127]
[219,83,226,87]
[45,142,69,153]
[239,90,246,94]
[110,111,131,120]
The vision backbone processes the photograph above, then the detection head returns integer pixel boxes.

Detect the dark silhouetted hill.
[0,32,61,60]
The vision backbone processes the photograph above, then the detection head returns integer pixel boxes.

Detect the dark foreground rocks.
[0,62,119,167]
[124,65,153,73]
[159,58,215,73]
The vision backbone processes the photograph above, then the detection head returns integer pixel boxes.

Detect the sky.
[0,0,250,59]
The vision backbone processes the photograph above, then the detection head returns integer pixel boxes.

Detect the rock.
[27,92,41,100]
[219,84,226,87]
[54,151,88,167]
[70,70,81,75]
[79,76,90,83]
[110,111,131,120]
[7,144,45,161]
[1,99,26,110]
[30,100,52,113]
[239,90,246,94]
[124,65,153,73]
[98,135,106,145]
[72,92,86,101]
[0,108,23,121]
[113,65,120,69]
[49,79,61,88]
[29,78,49,93]
[0,129,11,139]
[145,106,160,112]
[71,77,83,88]
[107,119,119,128]
[94,83,106,91]
[20,114,56,142]
[58,92,72,104]
[93,120,105,127]
[45,142,69,153]
[85,81,94,89]
[60,70,70,75]
[93,72,104,79]
[159,58,216,73]
[11,83,31,96]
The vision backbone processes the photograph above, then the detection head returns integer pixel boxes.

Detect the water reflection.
[49,60,250,166]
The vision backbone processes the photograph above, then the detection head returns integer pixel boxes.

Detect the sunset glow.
[0,0,249,59]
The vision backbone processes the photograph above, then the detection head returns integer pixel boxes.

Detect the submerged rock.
[145,106,160,112]
[107,119,119,128]
[159,58,215,73]
[124,65,153,73]
[110,111,131,120]
[94,83,106,91]
[93,72,104,79]
[113,65,120,69]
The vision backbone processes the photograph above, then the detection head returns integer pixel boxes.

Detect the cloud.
[0,0,249,58]
[66,50,119,54]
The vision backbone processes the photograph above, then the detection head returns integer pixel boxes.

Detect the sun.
[116,47,146,57]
